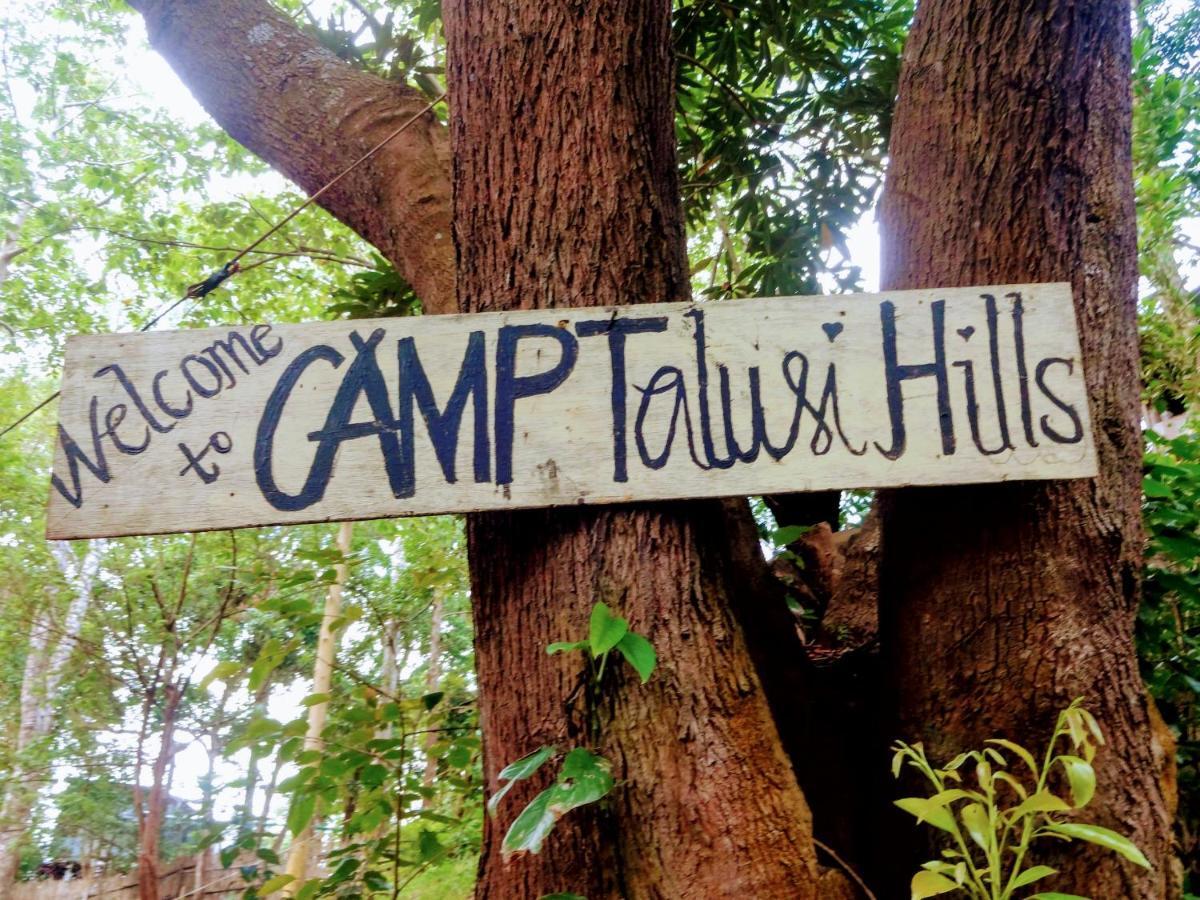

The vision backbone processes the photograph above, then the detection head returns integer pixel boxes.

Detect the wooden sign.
[46,283,1095,539]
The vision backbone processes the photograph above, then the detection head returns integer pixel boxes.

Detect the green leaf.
[199,660,242,691]
[300,692,330,707]
[547,641,588,655]
[287,793,317,837]
[588,602,628,656]
[1043,822,1151,868]
[256,847,280,864]
[1010,865,1058,890]
[257,874,295,895]
[1058,755,1096,808]
[502,749,614,857]
[895,797,958,834]
[422,691,445,710]
[615,632,657,683]
[771,524,810,545]
[911,869,959,899]
[960,802,990,851]
[487,745,556,818]
[985,738,1038,775]
[1010,790,1071,818]
[417,828,442,862]
[1143,478,1172,498]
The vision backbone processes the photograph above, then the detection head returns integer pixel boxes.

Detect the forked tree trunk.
[443,2,821,897]
[877,0,1177,895]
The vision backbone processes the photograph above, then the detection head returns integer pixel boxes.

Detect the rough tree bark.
[877,0,1177,896]
[443,2,823,897]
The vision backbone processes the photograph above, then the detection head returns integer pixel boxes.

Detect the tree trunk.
[421,590,443,806]
[877,0,1177,895]
[443,2,820,898]
[127,0,454,314]
[284,520,352,892]
[0,542,102,887]
[138,682,183,900]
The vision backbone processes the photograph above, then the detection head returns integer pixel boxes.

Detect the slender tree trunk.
[421,590,444,806]
[444,2,820,897]
[877,0,1177,896]
[0,542,101,886]
[138,682,183,900]
[284,521,353,892]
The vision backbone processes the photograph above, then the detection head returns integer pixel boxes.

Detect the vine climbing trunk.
[876,0,1178,896]
[443,1,823,897]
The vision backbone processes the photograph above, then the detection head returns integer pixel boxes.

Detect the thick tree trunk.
[443,3,820,898]
[877,0,1177,896]
[127,0,455,314]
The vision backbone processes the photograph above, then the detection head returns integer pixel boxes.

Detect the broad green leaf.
[589,602,628,655]
[895,797,957,834]
[1058,755,1096,808]
[257,874,295,895]
[547,641,588,655]
[417,829,442,861]
[287,792,317,836]
[1043,822,1151,868]
[1144,478,1172,498]
[911,869,958,899]
[960,802,990,851]
[502,749,614,857]
[422,690,445,710]
[1010,865,1058,889]
[300,692,330,707]
[1010,790,1071,818]
[771,524,810,545]
[487,745,556,818]
[616,631,657,683]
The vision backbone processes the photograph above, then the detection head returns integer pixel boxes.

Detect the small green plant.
[489,602,657,858]
[893,699,1150,900]
[546,600,657,684]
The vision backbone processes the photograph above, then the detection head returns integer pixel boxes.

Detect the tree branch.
[127,0,456,314]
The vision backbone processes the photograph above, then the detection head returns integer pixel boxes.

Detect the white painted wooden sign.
[46,283,1096,539]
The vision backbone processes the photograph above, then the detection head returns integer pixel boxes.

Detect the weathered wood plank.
[46,284,1096,539]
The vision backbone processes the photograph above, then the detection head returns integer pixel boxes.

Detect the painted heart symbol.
[821,321,844,342]
[957,326,976,341]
